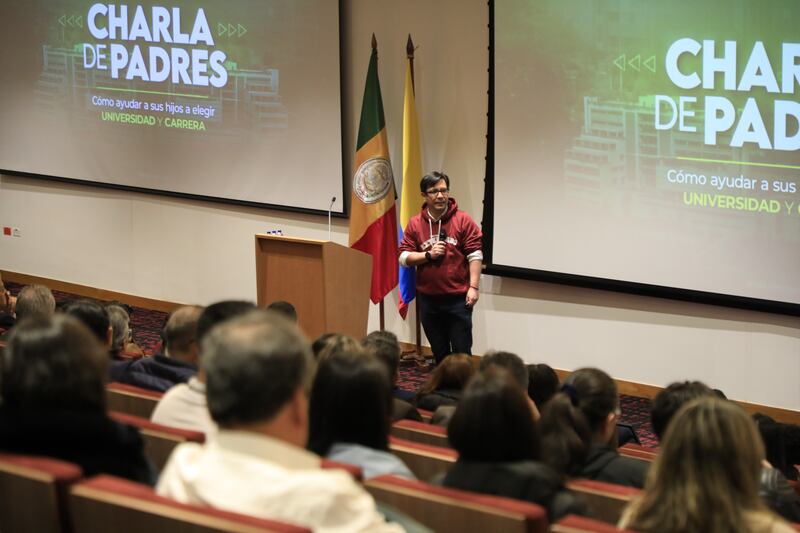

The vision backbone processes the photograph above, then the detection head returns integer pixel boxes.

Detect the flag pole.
[406,34,423,357]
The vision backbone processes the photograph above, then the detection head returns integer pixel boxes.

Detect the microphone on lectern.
[328,196,336,241]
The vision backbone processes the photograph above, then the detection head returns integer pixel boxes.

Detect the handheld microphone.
[435,229,447,262]
[328,196,336,241]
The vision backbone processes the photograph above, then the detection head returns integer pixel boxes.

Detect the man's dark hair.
[448,369,540,462]
[266,300,298,323]
[60,299,110,344]
[2,315,108,411]
[420,171,450,193]
[196,300,256,345]
[14,285,56,322]
[203,310,312,427]
[528,363,560,409]
[362,330,401,383]
[651,380,714,440]
[163,305,203,358]
[308,351,393,456]
[480,351,528,390]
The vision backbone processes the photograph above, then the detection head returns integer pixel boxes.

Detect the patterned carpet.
[6,281,169,355]
[6,281,658,446]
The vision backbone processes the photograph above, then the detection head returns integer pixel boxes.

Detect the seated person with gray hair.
[0,284,55,341]
[113,305,204,392]
[106,303,144,359]
[14,284,56,322]
[157,310,404,532]
[0,314,155,484]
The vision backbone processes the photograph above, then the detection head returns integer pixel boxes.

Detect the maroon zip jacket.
[399,198,482,296]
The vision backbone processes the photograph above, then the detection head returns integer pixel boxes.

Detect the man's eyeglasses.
[426,188,449,197]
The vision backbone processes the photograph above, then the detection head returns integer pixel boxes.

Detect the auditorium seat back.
[390,419,451,448]
[566,479,641,524]
[69,475,310,533]
[618,444,658,462]
[551,514,640,532]
[0,453,83,533]
[320,459,364,481]
[365,474,548,533]
[388,436,457,482]
[107,382,163,419]
[417,408,434,423]
[109,411,205,471]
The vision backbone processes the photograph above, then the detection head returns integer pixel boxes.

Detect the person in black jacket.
[443,369,586,521]
[113,305,203,392]
[539,367,648,488]
[0,314,155,484]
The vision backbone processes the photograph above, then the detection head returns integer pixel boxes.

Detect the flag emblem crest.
[353,156,393,204]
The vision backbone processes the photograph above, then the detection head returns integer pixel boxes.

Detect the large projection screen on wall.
[0,1,344,213]
[491,0,800,308]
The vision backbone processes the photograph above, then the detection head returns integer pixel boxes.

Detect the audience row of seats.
[0,451,652,533]
[100,384,661,528]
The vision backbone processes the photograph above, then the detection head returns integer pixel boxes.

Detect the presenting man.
[399,171,482,365]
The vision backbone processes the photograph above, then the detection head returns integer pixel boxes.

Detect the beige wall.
[1,0,799,410]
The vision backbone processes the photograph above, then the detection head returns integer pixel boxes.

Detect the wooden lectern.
[255,235,373,340]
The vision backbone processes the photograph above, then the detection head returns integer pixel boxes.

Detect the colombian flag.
[398,50,421,319]
[349,37,399,304]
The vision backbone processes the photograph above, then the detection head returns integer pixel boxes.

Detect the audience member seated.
[315,333,363,362]
[61,298,128,380]
[540,367,648,488]
[266,300,298,323]
[363,330,422,421]
[150,301,255,433]
[527,363,559,411]
[61,298,112,345]
[14,284,56,322]
[480,351,540,419]
[619,397,796,533]
[311,332,338,359]
[414,353,474,412]
[0,273,16,333]
[107,304,144,359]
[442,369,586,521]
[114,305,203,392]
[0,314,155,484]
[0,283,55,340]
[308,348,415,480]
[651,380,800,522]
[156,310,403,532]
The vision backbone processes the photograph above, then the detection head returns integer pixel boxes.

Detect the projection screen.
[0,0,344,213]
[491,0,800,308]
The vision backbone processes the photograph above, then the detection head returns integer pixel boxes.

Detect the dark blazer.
[443,460,587,521]
[0,408,156,485]
[113,354,197,392]
[578,443,649,488]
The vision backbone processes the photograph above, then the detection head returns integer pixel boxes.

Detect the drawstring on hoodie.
[427,217,442,243]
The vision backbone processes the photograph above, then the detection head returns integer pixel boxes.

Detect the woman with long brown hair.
[620,397,795,533]
[414,353,475,411]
